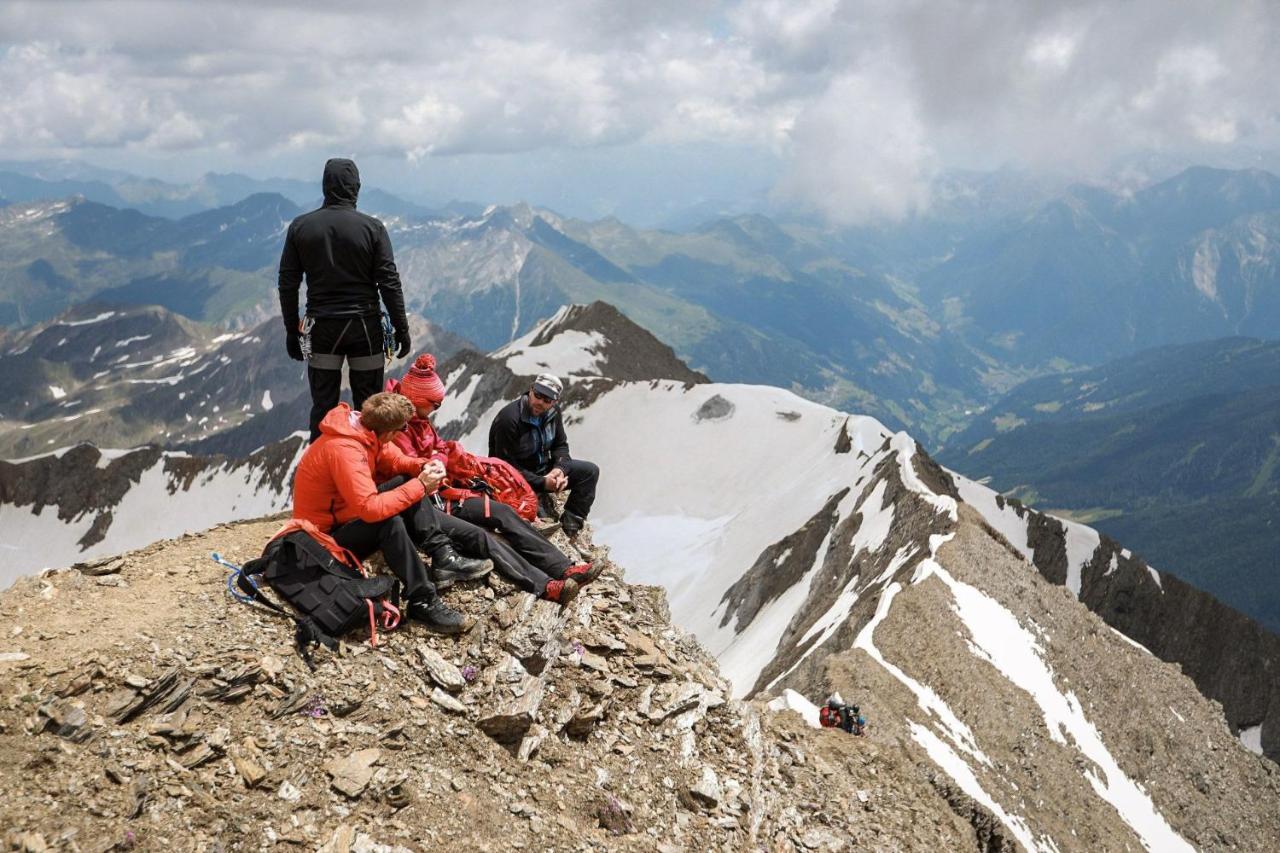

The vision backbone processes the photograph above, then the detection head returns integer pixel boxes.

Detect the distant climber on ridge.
[488,372,599,538]
[387,355,599,605]
[290,392,479,634]
[278,157,413,442]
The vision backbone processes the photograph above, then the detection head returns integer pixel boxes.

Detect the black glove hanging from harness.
[394,325,411,360]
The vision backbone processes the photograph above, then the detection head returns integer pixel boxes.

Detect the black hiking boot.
[537,492,560,521]
[560,510,585,538]
[406,598,475,635]
[430,546,491,590]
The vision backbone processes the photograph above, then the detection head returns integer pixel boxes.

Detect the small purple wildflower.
[461,664,478,682]
[571,640,585,657]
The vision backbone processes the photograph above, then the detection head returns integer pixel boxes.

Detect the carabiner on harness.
[299,316,316,361]
[381,311,396,363]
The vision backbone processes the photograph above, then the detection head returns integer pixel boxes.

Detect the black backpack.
[237,531,401,665]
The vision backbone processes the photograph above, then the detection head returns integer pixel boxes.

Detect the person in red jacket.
[389,355,602,603]
[291,391,483,633]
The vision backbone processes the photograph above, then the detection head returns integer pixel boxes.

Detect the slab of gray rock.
[429,688,467,715]
[325,748,382,798]
[417,645,466,692]
[502,597,563,675]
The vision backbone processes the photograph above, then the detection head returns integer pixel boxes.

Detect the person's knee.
[378,515,409,543]
[574,460,599,483]
[489,502,519,524]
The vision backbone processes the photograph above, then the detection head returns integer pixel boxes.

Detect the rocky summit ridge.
[2,301,1279,850]
[3,515,1027,853]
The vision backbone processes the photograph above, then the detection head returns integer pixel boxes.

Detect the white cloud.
[0,0,1277,221]
[774,72,937,224]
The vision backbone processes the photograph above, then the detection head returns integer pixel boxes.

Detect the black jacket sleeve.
[277,222,303,333]
[548,411,571,472]
[373,223,408,332]
[489,405,547,492]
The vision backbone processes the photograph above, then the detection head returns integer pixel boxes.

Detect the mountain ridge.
[1,302,1277,850]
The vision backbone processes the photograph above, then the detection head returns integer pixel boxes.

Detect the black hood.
[322,158,360,207]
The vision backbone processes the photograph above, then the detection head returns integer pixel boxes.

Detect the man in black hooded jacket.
[278,158,412,441]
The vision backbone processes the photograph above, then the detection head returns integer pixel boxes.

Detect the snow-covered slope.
[428,304,1280,848]
[0,437,304,585]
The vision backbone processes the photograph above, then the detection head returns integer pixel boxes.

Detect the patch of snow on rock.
[892,433,957,520]
[955,476,1032,560]
[1240,724,1263,756]
[498,330,609,377]
[932,567,1193,852]
[854,580,991,765]
[58,311,115,327]
[767,689,821,728]
[1061,520,1101,598]
[433,372,482,427]
[909,722,1045,852]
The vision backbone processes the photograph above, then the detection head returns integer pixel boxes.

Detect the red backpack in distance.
[441,442,539,521]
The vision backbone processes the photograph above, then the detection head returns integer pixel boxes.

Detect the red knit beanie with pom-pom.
[399,353,446,408]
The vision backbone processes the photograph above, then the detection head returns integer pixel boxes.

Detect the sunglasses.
[532,390,557,403]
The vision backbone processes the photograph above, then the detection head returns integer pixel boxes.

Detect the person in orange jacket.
[291,391,483,633]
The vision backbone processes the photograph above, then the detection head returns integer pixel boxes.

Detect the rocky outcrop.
[798,506,1280,852]
[0,517,1011,851]
[988,495,1280,765]
[525,302,708,386]
[1081,535,1280,763]
[717,488,849,634]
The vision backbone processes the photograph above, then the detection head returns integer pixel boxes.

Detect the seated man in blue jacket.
[487,373,599,538]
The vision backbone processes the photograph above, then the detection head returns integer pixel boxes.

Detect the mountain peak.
[501,302,708,386]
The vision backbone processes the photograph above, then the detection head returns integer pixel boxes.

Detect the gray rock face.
[693,394,735,422]
[1005,494,1280,764]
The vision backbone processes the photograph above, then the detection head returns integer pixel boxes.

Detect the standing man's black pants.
[307,315,384,442]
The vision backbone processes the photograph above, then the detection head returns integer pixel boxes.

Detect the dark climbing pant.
[538,458,599,519]
[331,477,451,602]
[306,315,384,442]
[449,497,572,596]
[330,510,436,604]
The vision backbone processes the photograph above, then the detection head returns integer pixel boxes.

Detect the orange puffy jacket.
[291,404,427,533]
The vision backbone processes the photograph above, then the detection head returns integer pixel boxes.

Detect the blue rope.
[213,552,257,604]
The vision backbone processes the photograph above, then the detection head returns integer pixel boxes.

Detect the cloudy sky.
[2,0,1277,223]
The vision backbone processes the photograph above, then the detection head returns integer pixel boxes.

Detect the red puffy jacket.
[388,404,537,521]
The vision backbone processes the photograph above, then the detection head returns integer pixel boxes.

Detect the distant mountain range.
[6,163,1280,448]
[920,166,1280,369]
[940,336,1280,632]
[0,302,468,459]
[0,159,478,220]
